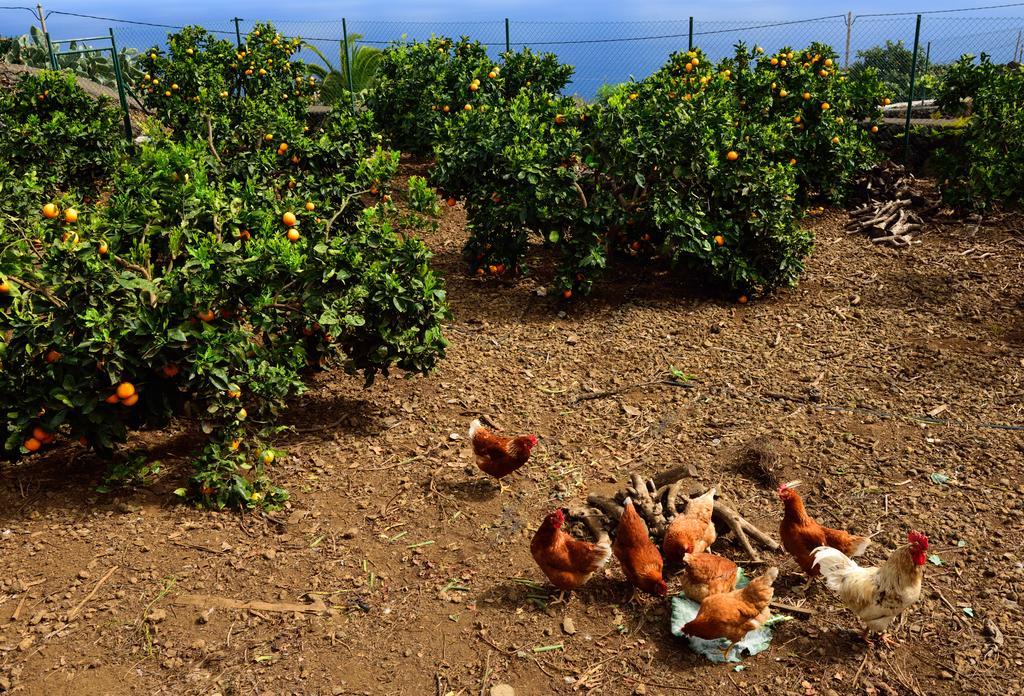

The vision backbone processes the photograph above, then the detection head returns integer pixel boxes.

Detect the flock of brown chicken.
[468,419,930,660]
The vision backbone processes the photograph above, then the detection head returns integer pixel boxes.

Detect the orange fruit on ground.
[714,235,725,246]
[44,350,61,364]
[305,201,315,211]
[282,211,297,227]
[64,208,79,224]
[286,228,300,242]
[738,295,748,304]
[42,203,59,219]
[726,151,739,161]
[116,382,136,400]
[446,197,456,207]
[562,289,572,299]
[122,393,139,407]
[32,427,49,441]
[105,393,119,404]
[24,437,42,452]
[262,451,275,464]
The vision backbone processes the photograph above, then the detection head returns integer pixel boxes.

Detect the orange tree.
[935,57,1024,211]
[729,42,886,203]
[0,32,448,509]
[367,38,574,152]
[432,90,598,285]
[432,43,885,298]
[0,70,124,192]
[587,48,811,296]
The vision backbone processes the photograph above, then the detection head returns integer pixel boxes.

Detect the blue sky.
[4,0,1022,97]
[4,0,1021,28]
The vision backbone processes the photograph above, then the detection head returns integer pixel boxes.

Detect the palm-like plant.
[305,33,381,105]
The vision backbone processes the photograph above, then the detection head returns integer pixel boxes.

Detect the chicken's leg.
[879,632,898,648]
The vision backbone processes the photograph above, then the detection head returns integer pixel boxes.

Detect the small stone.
[17,636,34,651]
[147,609,167,624]
[490,685,515,696]
[77,570,91,580]
[562,617,577,635]
[566,334,579,345]
[940,671,954,680]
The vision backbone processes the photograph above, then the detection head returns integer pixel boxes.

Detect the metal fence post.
[504,18,510,54]
[342,17,355,112]
[44,31,58,69]
[233,17,243,48]
[108,27,133,140]
[904,14,922,166]
[688,17,693,51]
[844,11,853,68]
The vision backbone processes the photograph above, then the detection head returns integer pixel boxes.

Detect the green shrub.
[0,70,124,191]
[434,43,884,297]
[0,34,448,509]
[936,58,1024,211]
[407,175,441,216]
[367,36,492,151]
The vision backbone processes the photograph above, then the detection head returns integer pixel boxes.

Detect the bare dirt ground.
[1,168,1023,695]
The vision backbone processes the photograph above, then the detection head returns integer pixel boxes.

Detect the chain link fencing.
[2,4,1023,103]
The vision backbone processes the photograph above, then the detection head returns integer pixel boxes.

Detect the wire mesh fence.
[1,4,1023,102]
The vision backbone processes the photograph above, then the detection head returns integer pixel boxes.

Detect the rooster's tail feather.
[812,546,859,592]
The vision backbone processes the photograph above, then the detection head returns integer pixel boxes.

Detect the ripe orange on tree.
[122,393,139,407]
[305,201,315,211]
[197,309,216,322]
[282,211,297,227]
[714,235,725,246]
[286,228,300,242]
[116,382,136,400]
[42,203,59,219]
[44,350,61,364]
[726,150,739,161]
[64,208,79,224]
[24,437,42,452]
[0,280,9,294]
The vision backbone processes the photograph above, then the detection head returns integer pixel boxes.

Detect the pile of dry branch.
[846,163,936,247]
[569,466,780,562]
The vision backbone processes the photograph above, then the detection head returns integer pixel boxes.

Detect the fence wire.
[1,6,1022,101]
